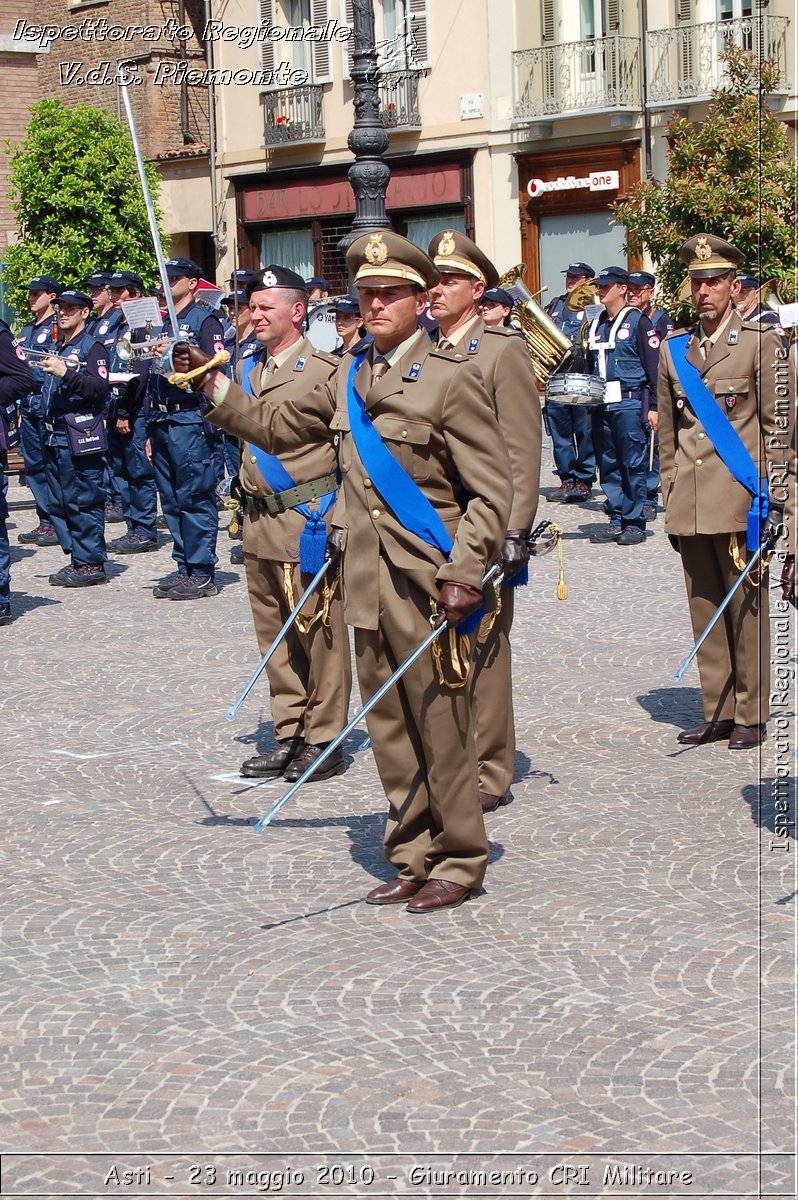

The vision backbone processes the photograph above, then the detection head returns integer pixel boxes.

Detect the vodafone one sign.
[527,170,620,197]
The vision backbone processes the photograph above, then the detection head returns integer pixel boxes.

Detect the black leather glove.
[501,529,530,580]
[781,555,796,610]
[436,581,483,627]
[325,527,345,568]
[764,504,785,547]
[668,534,681,553]
[171,342,214,389]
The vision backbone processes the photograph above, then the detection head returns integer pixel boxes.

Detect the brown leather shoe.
[405,879,474,913]
[480,791,507,814]
[365,878,424,905]
[282,742,346,783]
[676,720,734,745]
[729,723,766,750]
[240,737,303,778]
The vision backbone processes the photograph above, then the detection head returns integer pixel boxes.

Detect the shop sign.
[527,170,619,198]
[242,163,462,223]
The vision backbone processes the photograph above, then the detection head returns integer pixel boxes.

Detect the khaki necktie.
[371,355,389,384]
[265,357,278,378]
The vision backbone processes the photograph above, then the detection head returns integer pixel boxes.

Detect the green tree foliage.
[3,98,163,315]
[614,47,798,320]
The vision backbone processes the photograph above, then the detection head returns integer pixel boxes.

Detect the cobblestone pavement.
[1,463,795,1198]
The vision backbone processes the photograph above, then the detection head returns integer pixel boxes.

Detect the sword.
[225,560,331,721]
[673,535,773,682]
[252,563,503,832]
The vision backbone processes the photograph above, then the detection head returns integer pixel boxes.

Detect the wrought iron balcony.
[378,70,421,130]
[513,36,641,120]
[261,85,325,147]
[647,15,788,104]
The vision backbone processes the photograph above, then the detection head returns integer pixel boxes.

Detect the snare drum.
[545,373,606,406]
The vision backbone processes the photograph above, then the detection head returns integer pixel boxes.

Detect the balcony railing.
[513,36,641,119]
[647,15,788,104]
[378,70,421,130]
[261,85,325,147]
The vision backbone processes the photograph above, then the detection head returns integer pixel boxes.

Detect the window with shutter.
[677,0,694,90]
[541,0,556,42]
[407,0,429,68]
[540,0,557,109]
[310,0,333,82]
[260,0,276,79]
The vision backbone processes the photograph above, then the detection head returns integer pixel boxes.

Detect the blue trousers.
[545,402,596,484]
[593,399,648,529]
[18,405,53,525]
[149,415,218,577]
[43,433,107,566]
[0,453,9,606]
[107,411,158,540]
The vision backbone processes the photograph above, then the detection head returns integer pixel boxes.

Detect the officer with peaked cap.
[544,261,598,505]
[15,275,63,548]
[147,257,226,600]
[428,228,541,814]
[39,289,111,587]
[658,233,795,749]
[220,265,351,784]
[173,230,513,914]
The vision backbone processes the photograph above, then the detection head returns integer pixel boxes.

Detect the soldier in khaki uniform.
[657,234,795,749]
[428,230,541,813]
[176,233,512,914]
[232,268,352,783]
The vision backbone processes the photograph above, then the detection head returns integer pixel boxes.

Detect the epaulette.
[483,325,517,339]
[430,345,466,362]
[663,326,690,340]
[312,347,341,367]
[739,316,777,333]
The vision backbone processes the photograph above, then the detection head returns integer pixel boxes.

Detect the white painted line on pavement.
[51,741,184,761]
[208,771,280,789]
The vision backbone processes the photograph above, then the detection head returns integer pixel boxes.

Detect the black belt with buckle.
[246,472,338,516]
[151,401,199,413]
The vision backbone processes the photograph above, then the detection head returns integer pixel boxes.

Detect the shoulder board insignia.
[727,329,738,345]
[407,362,421,380]
[294,357,306,371]
[313,348,340,365]
[467,337,480,353]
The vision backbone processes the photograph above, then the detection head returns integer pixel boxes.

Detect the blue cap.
[223,289,249,306]
[737,274,760,290]
[165,257,203,279]
[628,271,655,288]
[26,275,63,295]
[594,266,630,286]
[108,270,143,291]
[85,271,112,289]
[229,268,259,286]
[333,295,361,315]
[305,276,330,291]
[482,287,515,309]
[563,262,594,278]
[58,289,93,308]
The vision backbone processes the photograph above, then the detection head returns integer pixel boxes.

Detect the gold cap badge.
[695,237,712,262]
[364,234,389,266]
[438,231,456,257]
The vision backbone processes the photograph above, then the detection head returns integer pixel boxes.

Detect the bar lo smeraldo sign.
[527,170,620,197]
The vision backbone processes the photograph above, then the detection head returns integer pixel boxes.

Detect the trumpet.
[116,332,168,362]
[19,346,86,367]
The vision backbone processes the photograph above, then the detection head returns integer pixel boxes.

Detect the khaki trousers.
[679,532,769,725]
[354,557,488,889]
[244,554,351,743]
[470,587,516,797]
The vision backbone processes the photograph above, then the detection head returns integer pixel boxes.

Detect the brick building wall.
[1,0,44,270]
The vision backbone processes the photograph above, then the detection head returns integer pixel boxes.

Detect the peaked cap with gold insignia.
[347,231,439,290]
[679,234,745,279]
[428,230,499,289]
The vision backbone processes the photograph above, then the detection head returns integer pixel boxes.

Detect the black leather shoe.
[729,723,766,750]
[0,604,13,626]
[283,742,346,783]
[240,737,303,779]
[480,791,508,813]
[616,527,646,546]
[677,720,734,745]
[230,544,244,565]
[406,879,475,913]
[365,878,424,905]
[590,523,622,544]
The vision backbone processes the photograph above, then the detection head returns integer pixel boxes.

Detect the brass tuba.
[497,264,573,387]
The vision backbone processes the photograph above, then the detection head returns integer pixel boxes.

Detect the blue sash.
[669,334,768,550]
[243,359,336,572]
[346,353,488,632]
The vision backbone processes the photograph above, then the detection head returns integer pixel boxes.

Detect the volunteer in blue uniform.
[627,270,674,521]
[587,266,660,546]
[40,289,111,587]
[0,317,39,624]
[735,273,786,336]
[105,270,159,554]
[16,275,62,547]
[545,262,597,505]
[86,270,127,521]
[147,257,225,600]
[331,294,369,357]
